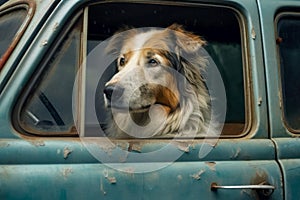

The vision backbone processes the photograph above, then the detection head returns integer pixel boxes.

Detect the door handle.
[211,182,275,197]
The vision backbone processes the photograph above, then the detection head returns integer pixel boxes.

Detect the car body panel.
[0,161,282,200]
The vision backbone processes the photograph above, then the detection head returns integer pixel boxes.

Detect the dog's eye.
[148,59,159,67]
[119,57,126,66]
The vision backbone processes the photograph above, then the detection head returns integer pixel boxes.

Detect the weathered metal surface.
[0,161,282,200]
[273,138,300,159]
[0,139,275,164]
[273,138,300,199]
[277,160,300,200]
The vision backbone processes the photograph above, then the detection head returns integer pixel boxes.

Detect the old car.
[0,0,300,199]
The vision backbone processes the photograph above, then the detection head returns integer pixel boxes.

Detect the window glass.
[19,17,83,135]
[87,3,246,136]
[0,8,27,65]
[277,14,300,131]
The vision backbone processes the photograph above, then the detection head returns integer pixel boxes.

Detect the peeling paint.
[128,143,142,152]
[107,176,117,184]
[0,142,9,148]
[173,142,190,153]
[119,151,129,163]
[103,169,117,184]
[116,142,129,151]
[205,162,216,171]
[123,167,135,174]
[62,168,73,179]
[41,40,48,46]
[53,22,59,31]
[232,147,241,159]
[30,140,45,147]
[94,140,116,155]
[251,27,256,40]
[63,147,72,159]
[177,175,183,181]
[190,169,205,180]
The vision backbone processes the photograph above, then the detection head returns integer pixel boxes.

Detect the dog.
[103,24,211,138]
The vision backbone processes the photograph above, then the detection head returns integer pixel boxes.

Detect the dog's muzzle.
[104,85,125,103]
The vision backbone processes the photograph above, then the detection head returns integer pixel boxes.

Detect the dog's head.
[104,24,207,115]
[104,24,208,136]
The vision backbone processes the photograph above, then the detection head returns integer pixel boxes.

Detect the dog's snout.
[104,85,124,101]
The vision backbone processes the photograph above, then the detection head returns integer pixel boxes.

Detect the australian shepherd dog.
[103,24,211,138]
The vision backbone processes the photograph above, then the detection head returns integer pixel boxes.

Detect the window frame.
[0,0,36,70]
[14,1,253,138]
[80,2,252,138]
[13,10,84,136]
[275,11,300,134]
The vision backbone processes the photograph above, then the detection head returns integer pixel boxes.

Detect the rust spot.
[276,37,283,44]
[128,142,142,152]
[107,176,117,184]
[250,170,271,199]
[205,162,216,171]
[252,170,268,184]
[103,169,117,184]
[257,97,262,106]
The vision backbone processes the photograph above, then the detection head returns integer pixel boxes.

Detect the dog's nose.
[104,85,124,101]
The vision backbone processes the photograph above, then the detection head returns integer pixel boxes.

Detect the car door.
[0,0,283,199]
[258,0,300,199]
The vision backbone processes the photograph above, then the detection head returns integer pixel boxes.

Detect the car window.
[17,3,249,137]
[0,5,30,69]
[277,13,300,132]
[18,15,83,135]
[86,3,247,137]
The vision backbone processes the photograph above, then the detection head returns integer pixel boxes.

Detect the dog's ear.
[105,26,136,55]
[167,24,206,54]
[167,24,209,111]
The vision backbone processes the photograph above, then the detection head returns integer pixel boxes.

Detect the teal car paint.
[1,0,300,199]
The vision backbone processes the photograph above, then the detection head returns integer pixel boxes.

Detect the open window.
[17,2,250,138]
[85,3,248,137]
